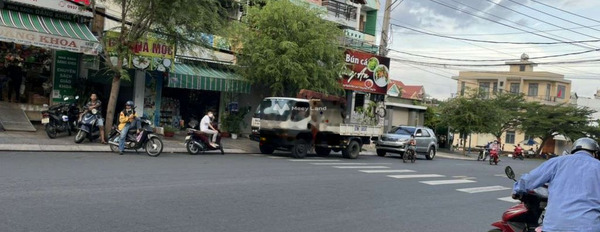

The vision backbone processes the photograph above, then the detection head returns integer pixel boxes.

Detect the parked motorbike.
[489,149,499,165]
[107,116,163,157]
[489,166,547,232]
[185,128,224,155]
[41,96,80,138]
[74,109,101,143]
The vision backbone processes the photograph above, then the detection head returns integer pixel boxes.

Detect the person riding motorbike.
[118,101,141,155]
[80,93,106,144]
[200,110,219,148]
[407,135,416,155]
[512,137,600,232]
[513,143,523,158]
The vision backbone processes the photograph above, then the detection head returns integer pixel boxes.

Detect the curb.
[0,144,249,154]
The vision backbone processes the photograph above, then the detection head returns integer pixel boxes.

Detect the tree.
[438,96,489,155]
[92,0,233,135]
[520,103,596,154]
[233,0,346,97]
[479,92,527,143]
[424,105,440,130]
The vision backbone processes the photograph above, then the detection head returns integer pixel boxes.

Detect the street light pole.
[379,0,392,57]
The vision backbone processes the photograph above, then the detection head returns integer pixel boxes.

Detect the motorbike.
[74,108,101,143]
[478,148,490,161]
[489,166,547,232]
[185,128,224,155]
[489,149,499,165]
[513,149,525,160]
[41,96,80,138]
[403,147,416,163]
[107,116,163,157]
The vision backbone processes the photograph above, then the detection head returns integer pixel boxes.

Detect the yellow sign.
[105,31,175,71]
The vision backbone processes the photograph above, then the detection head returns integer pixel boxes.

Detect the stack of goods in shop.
[0,42,52,104]
[160,97,181,128]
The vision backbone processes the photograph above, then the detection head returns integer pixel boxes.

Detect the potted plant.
[221,109,248,140]
[163,126,176,137]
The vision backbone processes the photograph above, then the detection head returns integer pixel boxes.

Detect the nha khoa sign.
[0,25,100,55]
[340,49,390,95]
[105,31,175,71]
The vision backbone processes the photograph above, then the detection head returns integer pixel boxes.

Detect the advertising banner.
[52,50,79,103]
[105,31,175,72]
[6,0,93,17]
[340,49,390,95]
[0,25,100,55]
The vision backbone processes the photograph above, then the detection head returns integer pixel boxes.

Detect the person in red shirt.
[514,144,523,159]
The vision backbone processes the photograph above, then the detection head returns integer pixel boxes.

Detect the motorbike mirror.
[505,166,516,182]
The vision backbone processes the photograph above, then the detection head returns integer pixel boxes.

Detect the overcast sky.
[376,0,600,99]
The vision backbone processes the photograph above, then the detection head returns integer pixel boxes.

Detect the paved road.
[0,151,542,232]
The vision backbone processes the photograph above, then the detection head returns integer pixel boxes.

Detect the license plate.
[41,118,50,124]
[251,118,260,127]
[185,136,190,141]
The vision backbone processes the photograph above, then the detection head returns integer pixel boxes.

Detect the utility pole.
[379,0,393,57]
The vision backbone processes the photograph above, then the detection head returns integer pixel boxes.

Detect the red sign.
[340,49,390,95]
[67,0,91,6]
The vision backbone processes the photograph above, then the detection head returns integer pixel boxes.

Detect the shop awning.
[168,63,251,94]
[0,9,100,55]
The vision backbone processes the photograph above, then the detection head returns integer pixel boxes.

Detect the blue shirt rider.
[512,137,600,232]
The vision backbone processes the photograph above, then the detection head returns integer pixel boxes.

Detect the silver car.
[375,126,438,160]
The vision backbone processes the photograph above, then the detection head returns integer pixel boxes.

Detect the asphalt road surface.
[0,151,543,232]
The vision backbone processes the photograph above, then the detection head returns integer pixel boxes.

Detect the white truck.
[256,90,384,159]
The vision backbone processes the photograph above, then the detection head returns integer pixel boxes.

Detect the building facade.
[385,80,426,132]
[452,54,573,154]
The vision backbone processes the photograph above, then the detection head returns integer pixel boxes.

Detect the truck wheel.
[342,140,360,159]
[259,144,275,154]
[426,147,436,160]
[315,147,331,156]
[291,140,308,159]
[376,149,386,157]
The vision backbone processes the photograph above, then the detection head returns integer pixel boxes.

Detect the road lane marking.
[498,197,521,203]
[457,186,510,193]
[387,174,445,179]
[495,174,508,177]
[333,166,389,169]
[359,170,416,173]
[267,156,285,159]
[288,159,341,162]
[420,179,477,185]
[311,163,392,165]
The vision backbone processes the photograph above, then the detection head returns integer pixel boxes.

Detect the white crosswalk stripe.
[333,166,389,169]
[311,163,392,165]
[457,186,510,193]
[498,197,521,203]
[359,170,416,173]
[420,179,476,185]
[288,159,341,162]
[387,174,445,179]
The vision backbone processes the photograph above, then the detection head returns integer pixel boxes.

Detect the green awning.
[168,63,251,94]
[0,9,100,55]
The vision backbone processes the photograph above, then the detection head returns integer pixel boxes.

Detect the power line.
[397,24,600,37]
[390,57,600,67]
[389,48,600,62]
[505,0,600,34]
[530,0,600,25]
[391,24,600,45]
[426,0,597,50]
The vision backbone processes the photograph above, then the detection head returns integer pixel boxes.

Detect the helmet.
[125,101,134,107]
[570,137,599,154]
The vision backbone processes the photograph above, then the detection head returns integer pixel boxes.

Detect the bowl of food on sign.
[163,59,172,68]
[374,65,389,87]
[367,57,379,72]
[364,79,374,88]
[132,56,150,69]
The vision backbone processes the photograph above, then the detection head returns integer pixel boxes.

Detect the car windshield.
[259,99,294,121]
[253,103,261,118]
[389,127,415,135]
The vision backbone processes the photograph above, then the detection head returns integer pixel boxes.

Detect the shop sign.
[5,0,93,17]
[340,49,390,95]
[0,25,100,55]
[105,31,175,72]
[2,2,88,22]
[200,33,233,52]
[52,50,79,103]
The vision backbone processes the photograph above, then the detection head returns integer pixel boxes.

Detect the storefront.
[0,1,99,123]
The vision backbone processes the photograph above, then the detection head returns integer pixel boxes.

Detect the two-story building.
[452,54,572,155]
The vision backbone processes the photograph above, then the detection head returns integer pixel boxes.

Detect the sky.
[376,0,600,99]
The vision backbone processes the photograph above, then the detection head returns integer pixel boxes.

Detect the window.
[291,102,310,122]
[390,127,415,135]
[505,131,516,144]
[528,83,538,96]
[557,85,566,99]
[354,93,365,111]
[420,129,430,137]
[479,82,490,99]
[546,84,551,101]
[460,82,466,96]
[359,14,365,32]
[493,82,498,94]
[520,65,526,72]
[510,83,520,93]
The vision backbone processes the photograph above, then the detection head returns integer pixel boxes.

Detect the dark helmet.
[571,137,599,154]
[125,101,134,107]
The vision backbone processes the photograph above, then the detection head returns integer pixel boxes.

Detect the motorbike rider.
[489,140,500,161]
[118,101,141,155]
[514,143,523,158]
[407,135,416,155]
[200,110,219,148]
[512,137,600,232]
[80,93,106,144]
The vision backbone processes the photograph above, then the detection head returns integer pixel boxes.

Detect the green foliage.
[232,0,346,97]
[354,102,379,125]
[424,106,440,129]
[163,126,176,133]
[221,109,250,134]
[480,92,527,139]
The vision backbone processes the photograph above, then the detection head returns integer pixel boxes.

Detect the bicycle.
[403,148,416,163]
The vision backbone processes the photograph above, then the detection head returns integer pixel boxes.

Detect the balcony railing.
[323,0,358,21]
